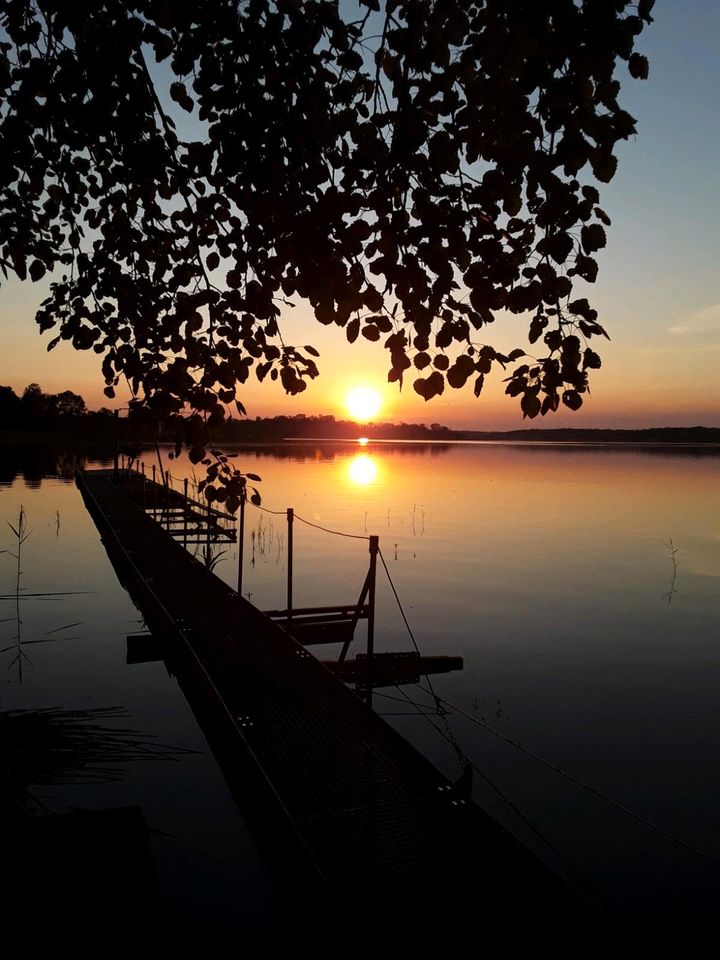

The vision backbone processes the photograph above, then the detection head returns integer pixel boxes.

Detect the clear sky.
[1,2,718,430]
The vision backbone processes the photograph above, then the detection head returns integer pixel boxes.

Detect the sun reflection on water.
[348,453,378,486]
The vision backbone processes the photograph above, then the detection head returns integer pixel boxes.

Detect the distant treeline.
[206,416,720,445]
[1,382,88,426]
[1,385,718,445]
[450,426,720,444]
[213,414,454,442]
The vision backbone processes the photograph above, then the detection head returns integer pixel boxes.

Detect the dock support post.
[206,497,210,554]
[286,507,294,624]
[367,535,378,658]
[237,487,246,596]
[183,478,189,549]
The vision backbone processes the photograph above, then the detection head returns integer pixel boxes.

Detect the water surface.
[2,440,719,935]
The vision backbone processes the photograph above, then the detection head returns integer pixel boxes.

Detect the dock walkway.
[78,468,614,955]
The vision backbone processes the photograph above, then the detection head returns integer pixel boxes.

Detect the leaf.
[562,390,583,411]
[447,355,475,389]
[245,473,261,482]
[528,314,548,344]
[594,207,611,227]
[413,371,445,401]
[29,260,46,282]
[583,349,602,370]
[170,81,194,112]
[581,224,607,254]
[592,152,618,183]
[346,318,360,343]
[628,53,649,80]
[433,354,449,371]
[521,392,541,419]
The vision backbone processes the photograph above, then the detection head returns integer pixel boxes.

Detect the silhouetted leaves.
[0,0,651,457]
[628,54,649,79]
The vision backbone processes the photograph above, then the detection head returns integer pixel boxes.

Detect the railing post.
[183,477,189,549]
[237,486,246,596]
[152,464,157,514]
[286,507,294,623]
[206,494,211,554]
[367,535,379,658]
[141,462,146,508]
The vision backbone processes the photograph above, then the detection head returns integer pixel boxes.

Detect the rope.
[253,504,286,517]
[377,549,421,655]
[371,558,716,869]
[378,548,439,702]
[382,685,600,898]
[424,689,720,870]
[293,512,370,540]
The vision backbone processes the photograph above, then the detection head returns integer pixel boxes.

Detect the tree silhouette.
[0,1,652,505]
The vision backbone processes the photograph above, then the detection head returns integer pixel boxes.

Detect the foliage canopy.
[1,0,652,503]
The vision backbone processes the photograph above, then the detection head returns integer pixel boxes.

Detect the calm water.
[2,440,719,936]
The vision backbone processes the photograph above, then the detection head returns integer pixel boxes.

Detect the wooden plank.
[324,653,464,686]
[264,604,369,619]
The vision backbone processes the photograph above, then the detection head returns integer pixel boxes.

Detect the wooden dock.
[77,468,618,955]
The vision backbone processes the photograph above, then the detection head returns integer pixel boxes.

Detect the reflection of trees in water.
[496,442,720,460]
[219,440,720,465]
[0,446,89,486]
[221,442,454,464]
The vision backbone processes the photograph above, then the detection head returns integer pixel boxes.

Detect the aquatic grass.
[662,537,679,604]
[1,706,198,817]
[4,506,30,678]
[1,508,88,679]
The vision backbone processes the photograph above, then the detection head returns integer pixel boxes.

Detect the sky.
[1,2,718,430]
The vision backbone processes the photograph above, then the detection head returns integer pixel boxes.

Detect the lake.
[2,439,719,938]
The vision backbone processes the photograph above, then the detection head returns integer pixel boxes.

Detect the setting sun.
[345,386,382,422]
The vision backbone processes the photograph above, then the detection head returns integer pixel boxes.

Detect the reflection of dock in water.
[77,468,615,956]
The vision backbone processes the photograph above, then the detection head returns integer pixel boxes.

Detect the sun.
[345,386,382,422]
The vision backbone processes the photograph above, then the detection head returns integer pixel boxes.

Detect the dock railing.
[117,456,378,658]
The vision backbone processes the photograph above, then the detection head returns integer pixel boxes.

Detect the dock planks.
[78,469,617,955]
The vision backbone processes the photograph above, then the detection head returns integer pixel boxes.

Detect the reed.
[662,537,679,604]
[1,705,197,817]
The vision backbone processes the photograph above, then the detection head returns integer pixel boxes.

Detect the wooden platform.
[77,469,618,956]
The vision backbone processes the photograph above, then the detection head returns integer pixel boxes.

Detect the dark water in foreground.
[1,440,719,939]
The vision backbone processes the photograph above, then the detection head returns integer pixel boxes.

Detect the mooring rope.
[375,549,720,871]
[292,512,370,541]
[253,503,287,517]
[377,549,421,656]
[377,548,439,705]
[407,685,720,870]
[382,684,601,899]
